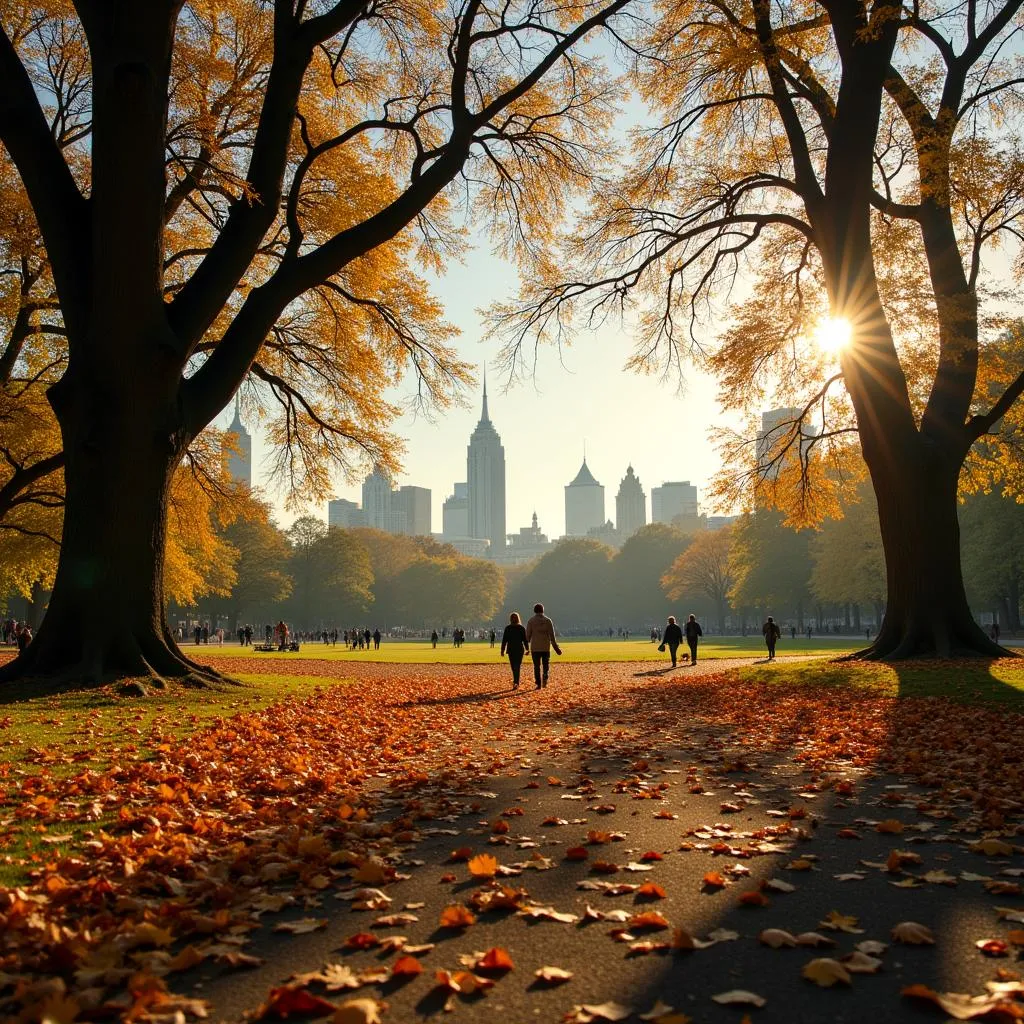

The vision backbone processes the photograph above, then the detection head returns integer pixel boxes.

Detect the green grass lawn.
[193,635,865,664]
[0,672,336,884]
[735,659,1024,706]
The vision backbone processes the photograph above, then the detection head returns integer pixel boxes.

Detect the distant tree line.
[500,488,1024,635]
[170,516,504,632]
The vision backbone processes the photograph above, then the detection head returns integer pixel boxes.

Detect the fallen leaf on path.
[840,951,883,974]
[438,905,476,929]
[892,921,935,945]
[802,959,852,987]
[971,839,1014,856]
[975,939,1009,957]
[391,957,423,977]
[257,985,337,1019]
[467,854,499,879]
[819,911,863,934]
[759,929,797,948]
[711,990,766,1007]
[534,966,573,984]
[902,984,1020,1020]
[275,918,328,935]
[566,1001,634,1022]
[517,905,578,923]
[332,999,383,1024]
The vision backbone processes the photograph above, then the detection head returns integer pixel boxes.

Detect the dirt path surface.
[3,658,1023,1024]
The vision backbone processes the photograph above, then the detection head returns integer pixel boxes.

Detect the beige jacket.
[525,613,559,653]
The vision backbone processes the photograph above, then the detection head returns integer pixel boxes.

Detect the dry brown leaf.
[274,918,328,935]
[332,998,384,1024]
[891,921,935,945]
[711,990,766,1007]
[802,958,852,987]
[759,929,797,948]
[534,966,573,984]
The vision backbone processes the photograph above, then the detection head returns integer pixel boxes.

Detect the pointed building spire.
[481,364,489,422]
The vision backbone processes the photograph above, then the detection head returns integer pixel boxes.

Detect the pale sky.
[220,240,736,539]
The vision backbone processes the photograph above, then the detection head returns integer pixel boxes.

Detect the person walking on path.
[683,614,703,664]
[762,616,781,660]
[660,615,684,667]
[373,628,381,650]
[500,612,529,689]
[526,603,561,688]
[431,629,438,649]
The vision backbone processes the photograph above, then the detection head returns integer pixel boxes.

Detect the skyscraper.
[361,465,406,533]
[466,376,506,554]
[615,465,646,539]
[565,458,604,536]
[442,483,469,540]
[226,394,252,488]
[393,485,431,536]
[651,481,698,524]
[328,498,366,529]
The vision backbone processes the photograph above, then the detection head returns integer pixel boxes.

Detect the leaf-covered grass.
[0,672,341,883]
[735,658,1024,707]
[192,635,867,664]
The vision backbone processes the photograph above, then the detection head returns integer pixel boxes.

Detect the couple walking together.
[500,603,561,689]
[660,614,703,667]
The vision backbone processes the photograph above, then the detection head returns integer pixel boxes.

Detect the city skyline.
[221,350,732,540]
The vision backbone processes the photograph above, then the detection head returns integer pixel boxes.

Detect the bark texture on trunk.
[850,449,1008,659]
[0,385,224,690]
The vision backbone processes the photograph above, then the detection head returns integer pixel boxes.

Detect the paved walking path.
[174,658,1023,1023]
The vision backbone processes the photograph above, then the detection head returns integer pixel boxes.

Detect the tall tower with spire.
[615,464,646,539]
[226,394,252,488]
[467,370,506,554]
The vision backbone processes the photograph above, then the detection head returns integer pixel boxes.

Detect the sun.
[814,316,853,354]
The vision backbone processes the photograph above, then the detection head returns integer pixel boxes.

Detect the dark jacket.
[501,623,528,658]
[762,620,781,641]
[663,622,683,647]
[684,619,703,641]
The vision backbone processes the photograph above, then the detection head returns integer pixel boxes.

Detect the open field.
[191,635,869,663]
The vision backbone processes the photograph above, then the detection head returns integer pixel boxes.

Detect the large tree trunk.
[0,384,224,691]
[853,453,1006,659]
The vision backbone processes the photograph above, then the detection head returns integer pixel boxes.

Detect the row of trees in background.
[184,516,504,632]
[6,467,1019,634]
[501,486,1024,634]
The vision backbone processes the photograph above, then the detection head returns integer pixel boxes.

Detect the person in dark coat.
[762,616,781,660]
[661,615,684,667]
[500,612,528,689]
[684,614,703,664]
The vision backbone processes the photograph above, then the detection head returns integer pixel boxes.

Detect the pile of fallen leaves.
[0,659,1022,1022]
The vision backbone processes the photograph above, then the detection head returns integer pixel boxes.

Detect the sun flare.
[815,317,853,354]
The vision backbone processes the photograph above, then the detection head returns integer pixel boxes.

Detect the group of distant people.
[1,618,32,652]
[492,606,791,689]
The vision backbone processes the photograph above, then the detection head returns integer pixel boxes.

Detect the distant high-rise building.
[225,395,252,488]
[615,465,646,539]
[756,407,818,481]
[565,458,605,536]
[328,498,366,529]
[361,466,406,534]
[443,483,469,540]
[493,512,553,565]
[393,485,431,536]
[466,376,506,554]
[651,481,698,524]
